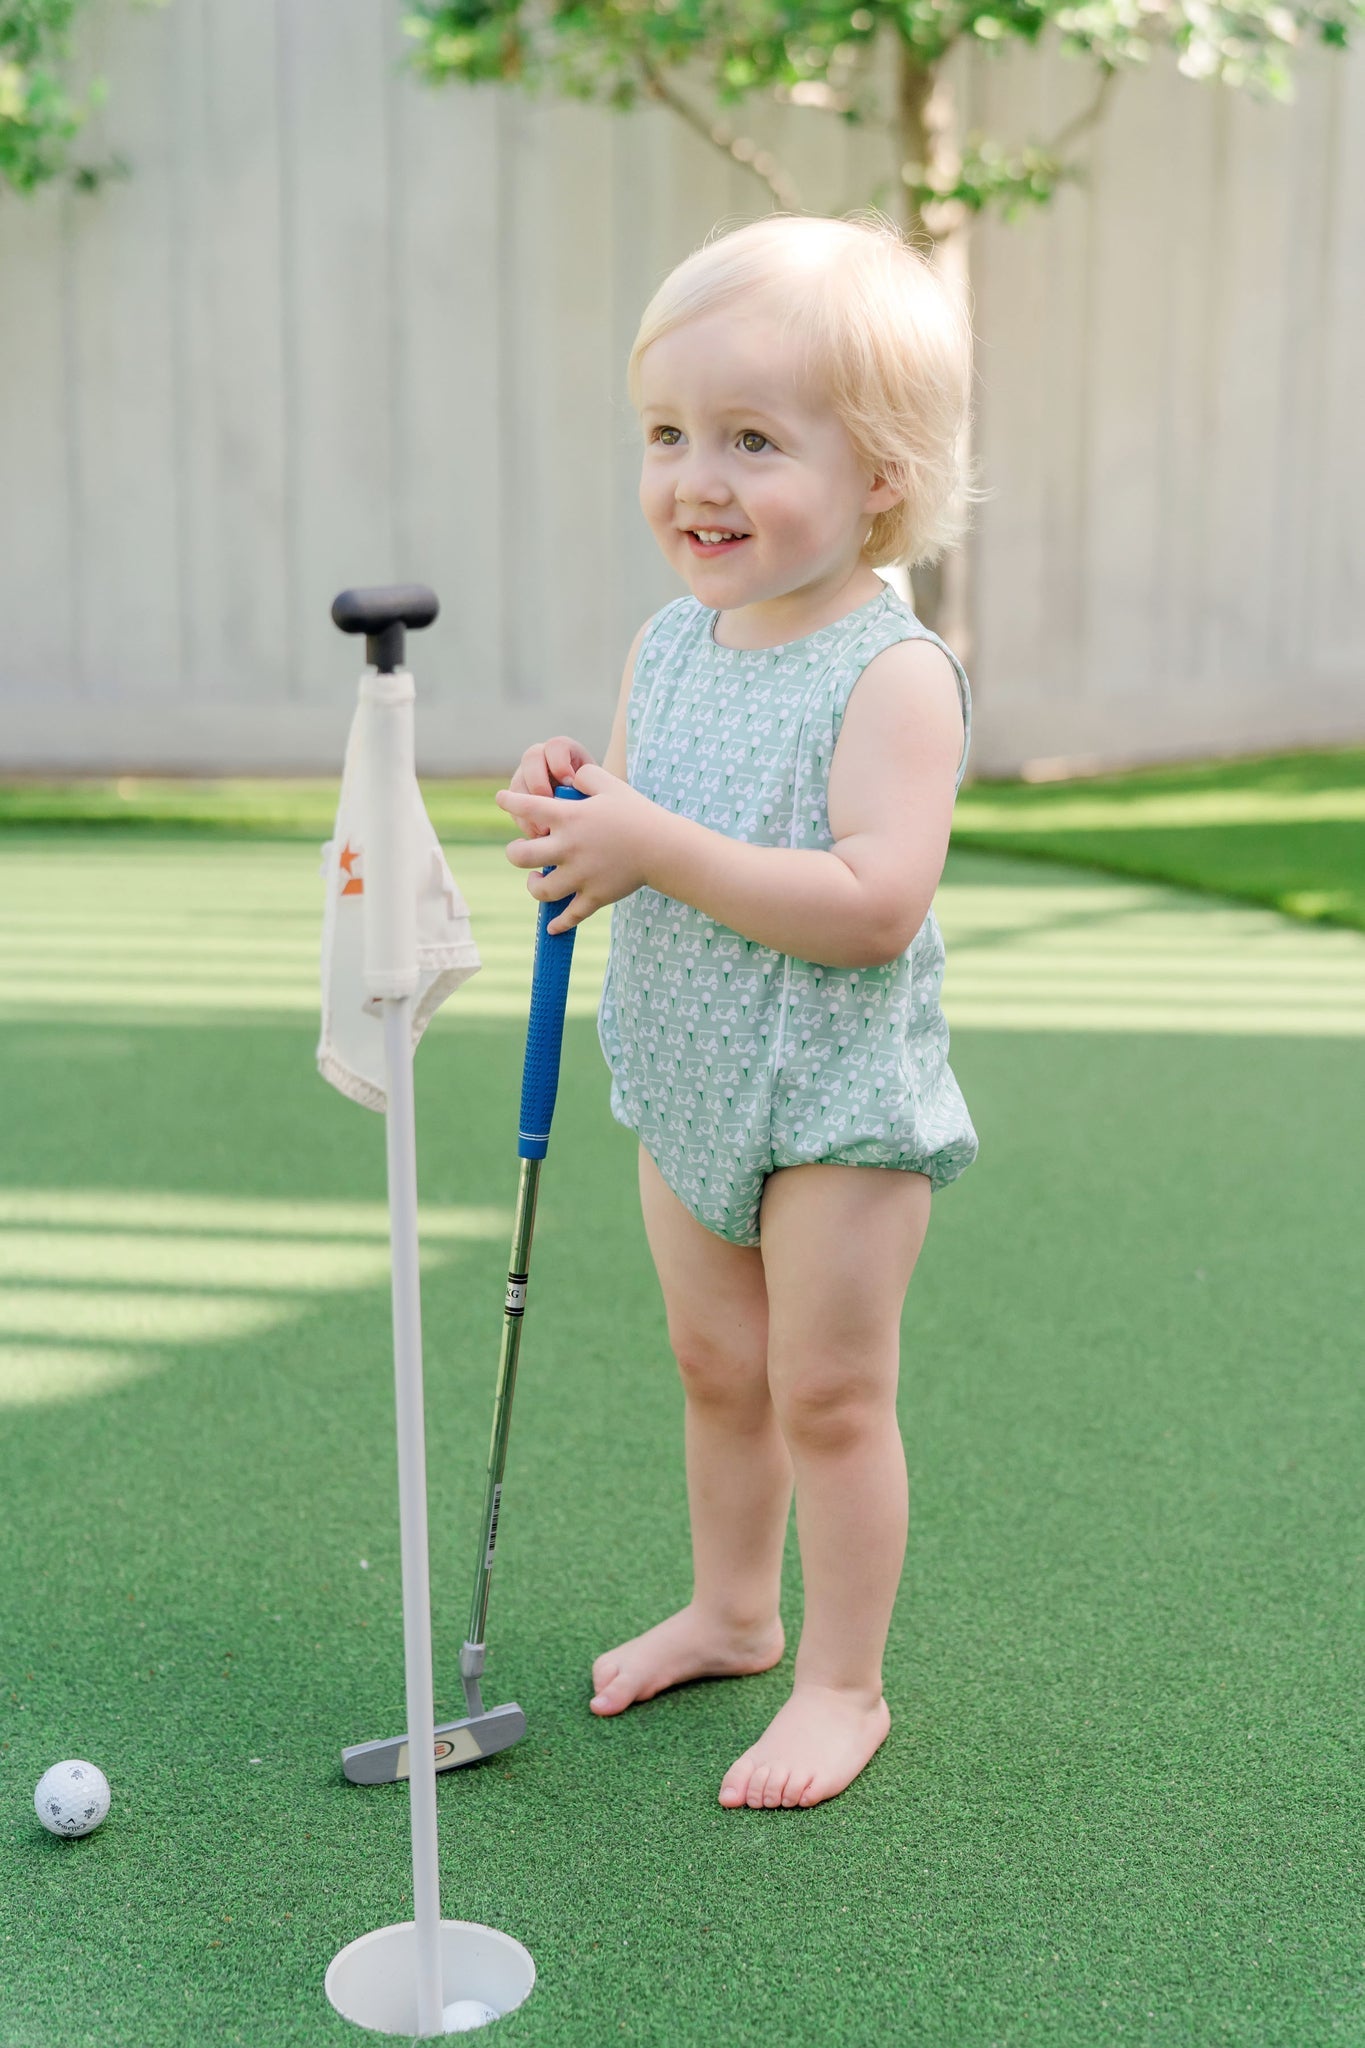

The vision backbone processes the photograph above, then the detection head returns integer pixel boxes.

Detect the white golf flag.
[317,689,481,1112]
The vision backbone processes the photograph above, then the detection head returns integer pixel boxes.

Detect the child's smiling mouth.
[686,530,750,556]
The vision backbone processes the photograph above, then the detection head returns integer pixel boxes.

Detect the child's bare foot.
[590,1603,785,1715]
[717,1682,891,1809]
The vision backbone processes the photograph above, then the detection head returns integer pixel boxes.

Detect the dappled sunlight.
[0,1345,156,1409]
[0,1192,509,1238]
[0,1190,512,1411]
[953,787,1365,832]
[0,1286,283,1344]
[0,841,609,1023]
[934,879,1365,1036]
[0,1232,415,1289]
[1,837,1361,1037]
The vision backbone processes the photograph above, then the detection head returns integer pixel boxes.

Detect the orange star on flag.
[339,841,364,896]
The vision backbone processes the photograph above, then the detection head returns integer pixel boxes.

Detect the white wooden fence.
[0,0,1360,775]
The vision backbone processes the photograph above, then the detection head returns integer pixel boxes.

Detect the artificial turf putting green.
[3,743,1363,934]
[951,749,1365,935]
[1,834,1362,2047]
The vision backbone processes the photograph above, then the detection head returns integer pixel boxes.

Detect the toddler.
[496,209,982,1810]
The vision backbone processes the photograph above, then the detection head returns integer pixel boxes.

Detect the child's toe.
[590,1652,620,1695]
[718,1764,750,1807]
[762,1767,789,1808]
[782,1770,815,1808]
[589,1665,634,1714]
[745,1763,772,1809]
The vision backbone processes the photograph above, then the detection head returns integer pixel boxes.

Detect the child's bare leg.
[718,1162,931,1810]
[589,1146,794,1714]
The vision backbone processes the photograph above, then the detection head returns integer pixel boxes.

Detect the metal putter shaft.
[343,787,585,1788]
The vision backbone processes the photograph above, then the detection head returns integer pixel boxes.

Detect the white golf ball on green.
[35,1760,111,1838]
[442,1998,500,2033]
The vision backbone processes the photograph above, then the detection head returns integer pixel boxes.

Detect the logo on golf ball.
[35,1760,111,1838]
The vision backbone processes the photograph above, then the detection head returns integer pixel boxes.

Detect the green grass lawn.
[952,748,1365,934]
[0,776,506,843]
[3,744,1362,933]
[1,832,1362,2046]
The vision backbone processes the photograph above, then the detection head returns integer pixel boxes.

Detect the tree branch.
[1044,62,1121,154]
[637,54,805,212]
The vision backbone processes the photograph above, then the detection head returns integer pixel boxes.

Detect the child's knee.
[670,1321,770,1408]
[767,1337,900,1447]
[773,1380,894,1452]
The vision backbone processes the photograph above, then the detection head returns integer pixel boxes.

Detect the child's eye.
[647,426,771,452]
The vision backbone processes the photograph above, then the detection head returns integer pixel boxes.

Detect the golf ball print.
[35,1760,111,1837]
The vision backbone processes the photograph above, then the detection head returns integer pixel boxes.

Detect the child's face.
[637,304,897,607]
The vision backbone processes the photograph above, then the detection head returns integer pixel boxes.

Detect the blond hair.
[627,209,986,572]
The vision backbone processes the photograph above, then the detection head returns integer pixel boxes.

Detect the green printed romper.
[596,579,978,1246]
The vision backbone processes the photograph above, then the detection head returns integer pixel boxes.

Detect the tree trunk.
[891,34,974,667]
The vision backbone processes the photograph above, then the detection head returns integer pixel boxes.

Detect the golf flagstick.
[342,784,586,1788]
[322,587,537,2038]
[360,651,444,2035]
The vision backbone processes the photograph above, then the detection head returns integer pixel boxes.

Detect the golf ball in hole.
[35,1760,111,1838]
[442,1998,500,2033]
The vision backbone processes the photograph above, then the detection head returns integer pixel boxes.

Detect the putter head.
[341,1702,527,1786]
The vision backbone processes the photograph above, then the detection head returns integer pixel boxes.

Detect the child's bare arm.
[497,637,964,967]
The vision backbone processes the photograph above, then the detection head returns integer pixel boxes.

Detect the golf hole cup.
[442,1999,500,2033]
[324,1921,535,2036]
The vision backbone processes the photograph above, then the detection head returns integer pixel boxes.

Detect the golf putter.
[343,783,587,1786]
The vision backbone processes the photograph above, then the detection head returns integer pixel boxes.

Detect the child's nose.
[676,457,738,504]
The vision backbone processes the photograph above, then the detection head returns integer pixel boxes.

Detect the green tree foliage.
[1,0,165,198]
[402,0,1364,227]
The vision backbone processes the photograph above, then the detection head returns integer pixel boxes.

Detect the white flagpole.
[361,668,444,2038]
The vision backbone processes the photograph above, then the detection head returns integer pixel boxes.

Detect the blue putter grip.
[518,784,587,1160]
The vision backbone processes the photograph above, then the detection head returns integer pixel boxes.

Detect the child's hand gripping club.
[497,754,658,938]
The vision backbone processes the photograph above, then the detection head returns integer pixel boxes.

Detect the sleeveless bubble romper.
[596,579,979,1247]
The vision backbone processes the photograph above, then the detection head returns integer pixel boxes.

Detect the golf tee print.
[318,684,482,1112]
[597,581,979,1247]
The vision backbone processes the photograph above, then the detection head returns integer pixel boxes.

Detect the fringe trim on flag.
[317,1047,387,1114]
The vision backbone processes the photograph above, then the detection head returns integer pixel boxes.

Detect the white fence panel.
[0,0,1360,774]
[966,35,1364,770]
